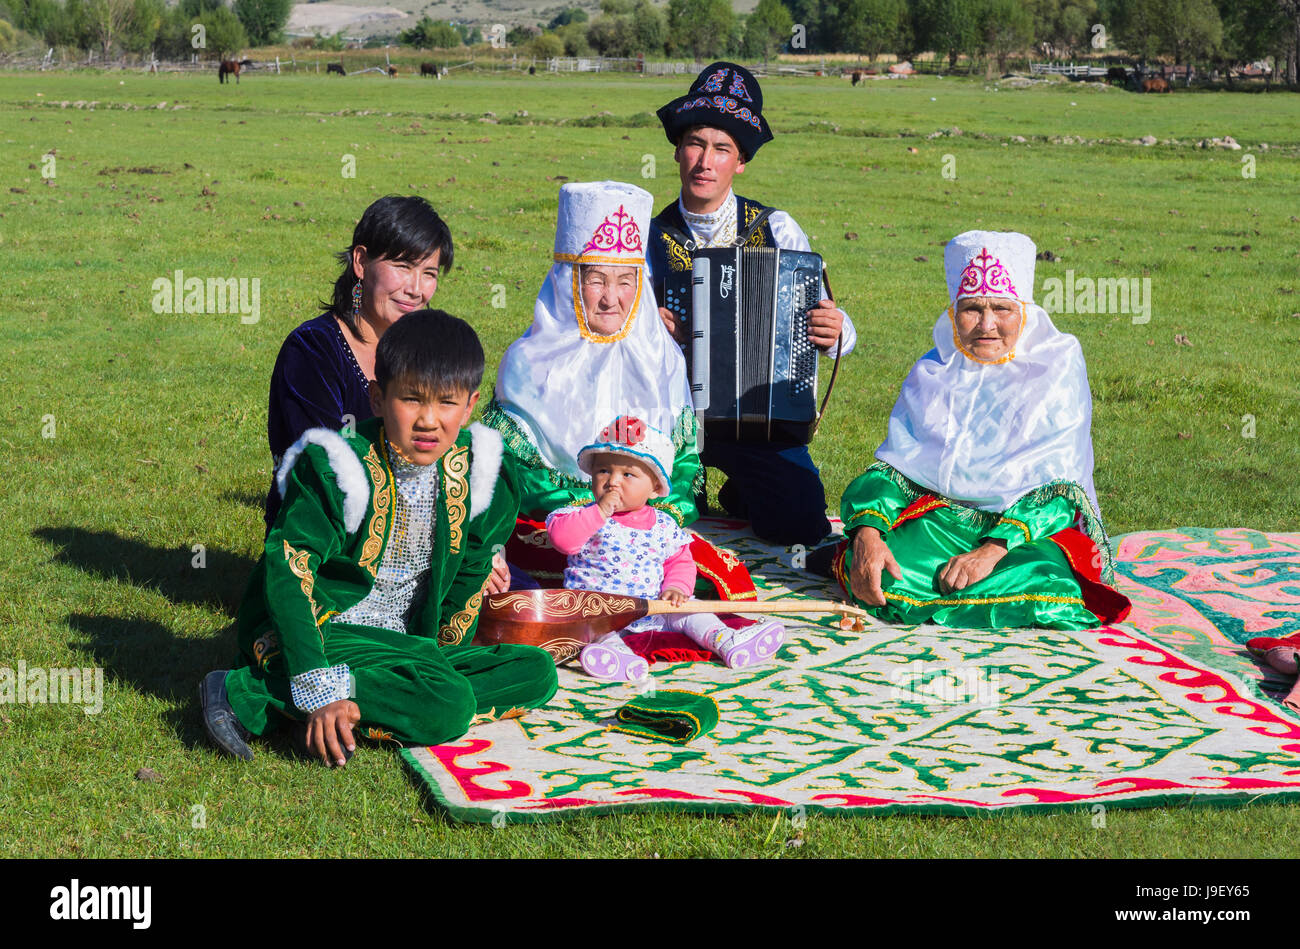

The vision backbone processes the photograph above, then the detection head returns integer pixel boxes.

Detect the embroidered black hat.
[657,61,774,161]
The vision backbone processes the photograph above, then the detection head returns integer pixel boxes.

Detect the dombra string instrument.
[474,588,869,664]
[659,209,844,444]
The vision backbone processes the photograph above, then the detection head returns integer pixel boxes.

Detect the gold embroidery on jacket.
[283,539,321,621]
[252,631,281,670]
[359,444,391,576]
[741,203,769,247]
[439,590,483,645]
[442,445,469,554]
[661,231,691,272]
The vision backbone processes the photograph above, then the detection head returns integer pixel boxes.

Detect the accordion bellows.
[669,245,824,444]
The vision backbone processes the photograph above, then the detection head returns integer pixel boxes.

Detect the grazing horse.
[1141,77,1171,93]
[326,62,345,76]
[851,69,862,86]
[388,65,398,78]
[218,59,252,84]
[1106,66,1129,85]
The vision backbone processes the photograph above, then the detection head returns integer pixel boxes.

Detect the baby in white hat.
[546,415,785,680]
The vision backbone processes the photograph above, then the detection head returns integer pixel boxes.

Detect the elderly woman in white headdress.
[483,180,756,598]
[832,231,1131,629]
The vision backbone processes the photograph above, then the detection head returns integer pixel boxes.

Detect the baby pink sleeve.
[660,540,696,595]
[545,504,607,554]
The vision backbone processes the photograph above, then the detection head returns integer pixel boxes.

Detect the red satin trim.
[1048,527,1132,624]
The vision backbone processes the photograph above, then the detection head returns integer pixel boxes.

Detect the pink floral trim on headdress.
[957,247,1019,299]
[581,204,643,256]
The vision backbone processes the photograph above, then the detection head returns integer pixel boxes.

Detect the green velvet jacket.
[236,416,520,679]
[480,398,703,527]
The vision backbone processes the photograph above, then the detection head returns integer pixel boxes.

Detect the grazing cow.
[1106,66,1129,85]
[327,62,345,76]
[421,61,437,77]
[1141,77,1171,93]
[851,69,862,86]
[388,65,398,78]
[218,59,252,84]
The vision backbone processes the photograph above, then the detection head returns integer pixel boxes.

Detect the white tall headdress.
[876,230,1100,516]
[493,181,692,483]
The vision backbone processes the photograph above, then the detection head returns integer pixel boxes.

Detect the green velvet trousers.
[225,621,558,746]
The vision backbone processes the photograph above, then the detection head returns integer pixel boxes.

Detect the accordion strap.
[734,207,775,246]
[812,266,843,437]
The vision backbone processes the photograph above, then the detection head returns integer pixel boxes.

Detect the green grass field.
[2,69,1298,857]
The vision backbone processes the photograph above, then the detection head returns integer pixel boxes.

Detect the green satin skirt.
[837,507,1101,630]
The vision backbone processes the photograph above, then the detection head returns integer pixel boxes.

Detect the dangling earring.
[350,279,363,324]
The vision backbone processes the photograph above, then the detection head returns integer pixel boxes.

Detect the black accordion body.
[663,245,824,444]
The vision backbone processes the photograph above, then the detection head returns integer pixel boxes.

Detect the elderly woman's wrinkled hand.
[937,540,1008,593]
[850,527,901,607]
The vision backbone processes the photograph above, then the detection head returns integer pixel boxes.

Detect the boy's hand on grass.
[595,484,624,518]
[660,586,689,607]
[306,699,360,767]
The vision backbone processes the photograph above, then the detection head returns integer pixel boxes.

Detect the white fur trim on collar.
[275,428,370,533]
[468,422,503,520]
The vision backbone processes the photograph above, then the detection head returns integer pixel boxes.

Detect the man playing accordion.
[647,62,858,548]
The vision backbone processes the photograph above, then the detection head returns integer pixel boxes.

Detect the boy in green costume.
[201,309,558,767]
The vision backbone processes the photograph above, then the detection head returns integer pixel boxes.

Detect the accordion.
[663,245,824,444]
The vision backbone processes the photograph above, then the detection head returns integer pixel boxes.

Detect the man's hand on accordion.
[659,306,689,346]
[807,299,845,352]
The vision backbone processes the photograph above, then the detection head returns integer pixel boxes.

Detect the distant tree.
[547,7,587,29]
[587,14,636,55]
[843,0,905,60]
[742,0,792,59]
[912,0,980,68]
[630,0,665,53]
[505,23,537,45]
[85,0,133,58]
[179,0,222,16]
[119,0,161,52]
[667,0,733,59]
[978,0,1033,71]
[314,28,346,50]
[525,30,563,57]
[1024,0,1098,58]
[200,4,247,56]
[46,0,92,49]
[400,16,461,48]
[0,17,19,50]
[233,0,290,46]
[454,22,481,44]
[7,0,60,41]
[1124,0,1221,64]
[555,19,590,54]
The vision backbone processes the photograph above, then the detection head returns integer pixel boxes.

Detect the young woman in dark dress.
[264,195,453,531]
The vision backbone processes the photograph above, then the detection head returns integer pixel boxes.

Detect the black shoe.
[804,541,843,579]
[200,670,254,761]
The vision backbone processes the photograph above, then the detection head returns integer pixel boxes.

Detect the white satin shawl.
[493,260,693,482]
[875,303,1099,516]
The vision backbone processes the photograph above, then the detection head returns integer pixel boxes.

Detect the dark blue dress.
[264,313,374,531]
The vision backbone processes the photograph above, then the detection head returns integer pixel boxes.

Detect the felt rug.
[402,524,1300,822]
